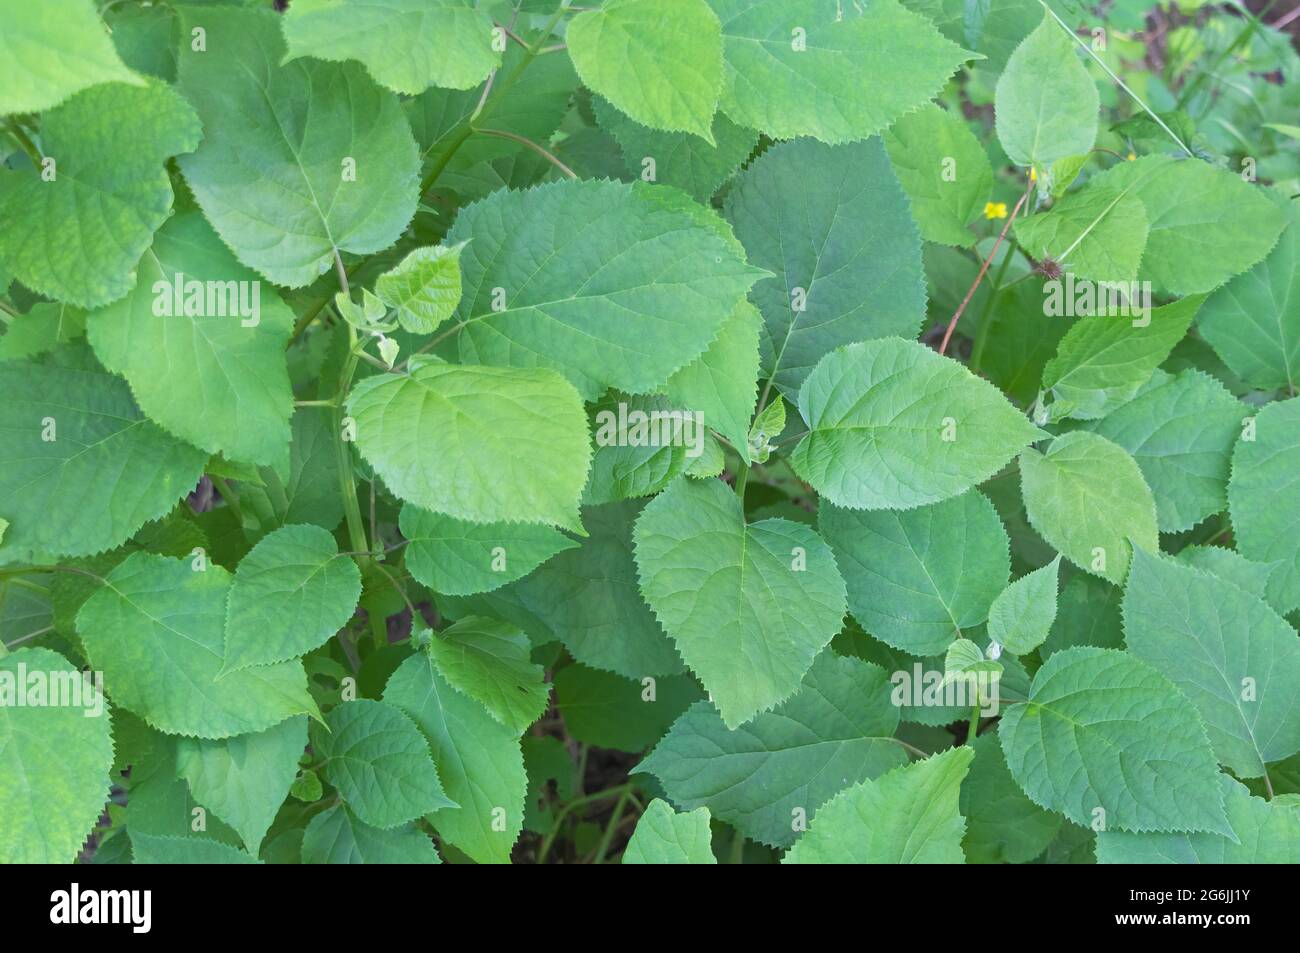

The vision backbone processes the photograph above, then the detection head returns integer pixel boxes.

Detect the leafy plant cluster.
[0,0,1298,865]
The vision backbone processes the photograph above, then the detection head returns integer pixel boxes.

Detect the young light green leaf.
[1123,549,1300,778]
[1083,369,1244,532]
[1019,432,1158,584]
[86,212,295,466]
[709,0,974,144]
[449,179,764,400]
[783,746,974,864]
[282,0,498,95]
[0,0,140,114]
[792,339,1043,510]
[999,646,1231,834]
[623,800,716,864]
[883,103,994,247]
[313,699,456,830]
[725,138,925,398]
[400,506,578,597]
[987,556,1061,656]
[223,525,362,672]
[0,647,114,863]
[747,396,786,464]
[1014,185,1149,283]
[1040,295,1200,421]
[302,803,441,864]
[176,6,420,287]
[569,0,723,141]
[1228,397,1300,612]
[1097,776,1300,864]
[374,244,465,335]
[385,645,527,864]
[0,347,208,563]
[633,477,847,727]
[820,491,1010,656]
[995,13,1098,169]
[1197,192,1299,391]
[0,80,200,309]
[77,554,319,739]
[425,618,549,733]
[1087,155,1287,295]
[636,653,907,848]
[176,717,308,853]
[664,301,761,464]
[347,363,591,531]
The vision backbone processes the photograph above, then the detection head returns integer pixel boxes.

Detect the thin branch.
[475,127,577,179]
[939,179,1035,356]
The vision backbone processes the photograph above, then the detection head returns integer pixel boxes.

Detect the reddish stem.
[938,179,1036,357]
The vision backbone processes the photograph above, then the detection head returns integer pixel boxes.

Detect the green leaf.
[585,392,692,504]
[0,79,200,308]
[130,833,260,864]
[1176,545,1288,616]
[282,0,498,95]
[820,490,1010,656]
[999,646,1231,834]
[176,6,420,287]
[1097,775,1300,863]
[0,302,86,361]
[0,0,139,115]
[1228,397,1300,612]
[86,212,295,466]
[449,179,764,400]
[622,799,716,864]
[302,803,441,864]
[373,244,464,336]
[1123,548,1300,778]
[569,0,723,141]
[1197,192,1300,391]
[441,501,685,679]
[223,524,363,672]
[425,618,549,733]
[76,553,319,739]
[0,347,208,563]
[783,746,974,864]
[724,138,926,398]
[176,716,308,853]
[313,698,455,829]
[1019,432,1158,584]
[1040,295,1201,421]
[747,395,786,464]
[1014,185,1149,284]
[595,97,758,203]
[791,339,1043,510]
[554,665,703,752]
[961,731,1061,864]
[385,646,528,864]
[708,0,973,144]
[637,653,907,848]
[1087,155,1288,295]
[1083,369,1245,532]
[0,647,114,863]
[400,506,578,596]
[240,408,344,534]
[988,555,1061,656]
[633,477,847,727]
[347,362,591,531]
[883,103,994,247]
[664,301,761,464]
[995,13,1098,168]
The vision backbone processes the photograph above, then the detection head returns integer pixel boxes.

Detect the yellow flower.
[1029,166,1038,182]
[983,201,1008,220]
[1127,151,1137,161]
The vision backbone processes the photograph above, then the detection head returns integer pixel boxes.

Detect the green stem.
[537,783,632,863]
[592,789,632,863]
[968,242,1017,374]
[733,461,749,506]
[209,475,245,526]
[3,119,41,166]
[967,705,981,745]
